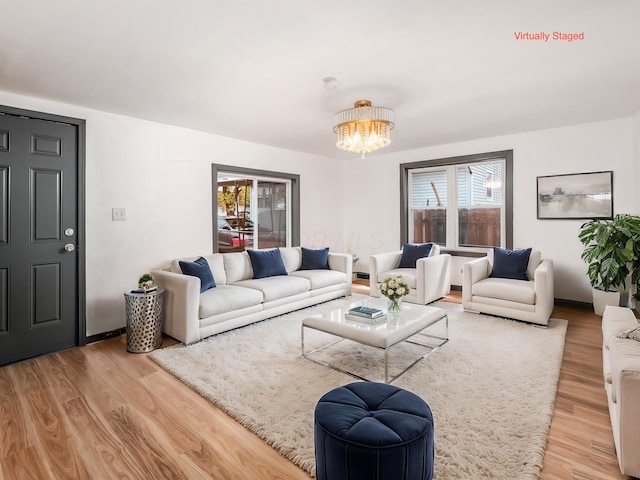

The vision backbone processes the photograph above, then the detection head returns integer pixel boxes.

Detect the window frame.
[211,164,300,253]
[400,150,513,252]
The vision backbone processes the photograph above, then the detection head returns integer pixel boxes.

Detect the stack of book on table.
[345,306,387,324]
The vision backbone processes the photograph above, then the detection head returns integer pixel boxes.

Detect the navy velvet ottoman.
[314,382,434,480]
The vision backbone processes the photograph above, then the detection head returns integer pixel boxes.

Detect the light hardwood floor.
[0,287,632,480]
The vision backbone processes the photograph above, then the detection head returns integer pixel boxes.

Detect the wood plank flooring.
[0,288,633,479]
[539,301,631,480]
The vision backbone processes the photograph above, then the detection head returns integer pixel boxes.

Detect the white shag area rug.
[150,296,567,479]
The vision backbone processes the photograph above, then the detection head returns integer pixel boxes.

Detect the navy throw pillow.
[398,243,433,268]
[490,247,532,281]
[179,257,216,292]
[247,249,288,279]
[300,247,330,270]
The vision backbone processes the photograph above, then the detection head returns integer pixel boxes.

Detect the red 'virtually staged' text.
[513,31,585,42]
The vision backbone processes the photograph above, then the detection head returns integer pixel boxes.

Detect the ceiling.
[1,0,639,159]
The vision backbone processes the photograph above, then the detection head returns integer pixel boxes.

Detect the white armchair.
[462,250,554,326]
[370,244,451,305]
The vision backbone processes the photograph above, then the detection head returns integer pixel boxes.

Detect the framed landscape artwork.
[537,171,613,220]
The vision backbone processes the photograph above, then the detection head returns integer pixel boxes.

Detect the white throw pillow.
[223,252,253,283]
[280,247,302,272]
[526,251,542,280]
[203,254,227,285]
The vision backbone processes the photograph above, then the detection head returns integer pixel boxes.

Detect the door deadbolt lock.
[65,228,75,237]
[64,243,76,253]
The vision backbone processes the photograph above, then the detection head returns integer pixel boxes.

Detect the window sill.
[440,248,488,258]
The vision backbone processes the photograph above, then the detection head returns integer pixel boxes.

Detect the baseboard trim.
[553,298,593,310]
[87,327,126,344]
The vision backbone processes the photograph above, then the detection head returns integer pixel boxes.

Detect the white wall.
[634,109,640,211]
[3,89,637,334]
[0,91,343,336]
[342,118,636,303]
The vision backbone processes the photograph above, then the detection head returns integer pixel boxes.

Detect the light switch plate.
[112,207,126,221]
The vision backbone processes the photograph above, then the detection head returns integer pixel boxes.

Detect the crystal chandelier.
[332,100,395,159]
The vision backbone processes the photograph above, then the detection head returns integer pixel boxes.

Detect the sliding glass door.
[256,180,290,248]
[215,170,293,252]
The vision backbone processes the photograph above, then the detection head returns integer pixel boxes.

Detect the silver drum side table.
[124,288,165,353]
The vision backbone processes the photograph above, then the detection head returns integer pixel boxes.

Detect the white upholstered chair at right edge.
[462,250,554,326]
[370,244,451,305]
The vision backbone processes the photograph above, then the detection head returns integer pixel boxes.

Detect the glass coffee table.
[301,298,448,383]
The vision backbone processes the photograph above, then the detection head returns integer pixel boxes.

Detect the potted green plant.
[138,273,156,292]
[579,214,640,315]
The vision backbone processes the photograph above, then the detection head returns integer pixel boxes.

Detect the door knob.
[64,243,76,253]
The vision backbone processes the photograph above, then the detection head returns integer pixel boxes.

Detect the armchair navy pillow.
[300,247,330,270]
[490,247,532,281]
[399,242,433,268]
[179,257,216,292]
[247,248,288,279]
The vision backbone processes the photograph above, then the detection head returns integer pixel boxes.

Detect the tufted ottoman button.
[314,382,434,480]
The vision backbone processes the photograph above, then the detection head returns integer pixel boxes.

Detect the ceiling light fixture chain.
[332,100,395,159]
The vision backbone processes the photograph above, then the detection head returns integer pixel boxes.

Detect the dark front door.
[0,109,84,365]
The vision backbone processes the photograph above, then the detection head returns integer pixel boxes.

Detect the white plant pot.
[592,288,620,316]
[620,287,636,310]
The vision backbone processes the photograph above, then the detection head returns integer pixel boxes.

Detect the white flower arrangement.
[378,275,409,301]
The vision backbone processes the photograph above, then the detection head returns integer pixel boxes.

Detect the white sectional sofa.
[601,305,640,477]
[151,247,352,344]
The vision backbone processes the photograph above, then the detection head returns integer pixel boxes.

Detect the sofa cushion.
[247,249,288,279]
[603,346,612,384]
[223,252,253,283]
[203,254,226,285]
[290,269,346,290]
[280,247,302,273]
[233,276,310,302]
[376,268,417,289]
[602,306,639,348]
[198,285,263,318]
[490,247,532,281]
[609,337,640,405]
[399,243,433,268]
[179,257,216,293]
[472,277,535,305]
[300,247,330,270]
